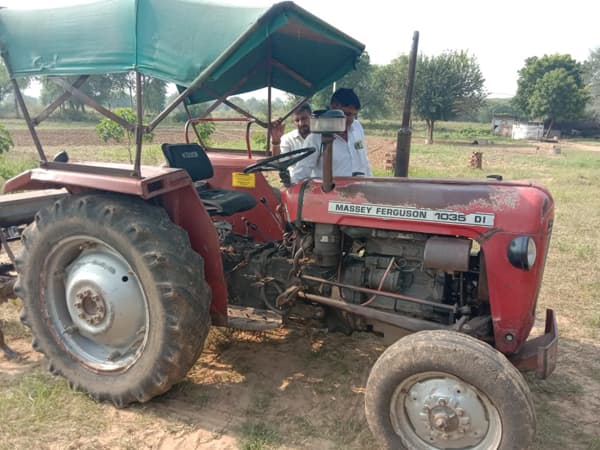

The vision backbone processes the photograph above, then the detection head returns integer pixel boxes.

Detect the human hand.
[270,120,285,142]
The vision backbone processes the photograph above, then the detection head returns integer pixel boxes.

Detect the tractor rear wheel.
[15,193,210,406]
[365,330,535,450]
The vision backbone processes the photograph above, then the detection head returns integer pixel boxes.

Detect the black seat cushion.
[162,143,257,217]
[199,189,257,217]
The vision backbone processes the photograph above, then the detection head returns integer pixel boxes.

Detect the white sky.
[3,0,599,98]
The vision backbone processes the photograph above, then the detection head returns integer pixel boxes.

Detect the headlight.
[508,236,537,270]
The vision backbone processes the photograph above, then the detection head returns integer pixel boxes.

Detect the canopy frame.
[2,1,365,178]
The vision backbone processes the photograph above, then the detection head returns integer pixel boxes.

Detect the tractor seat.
[161,143,257,217]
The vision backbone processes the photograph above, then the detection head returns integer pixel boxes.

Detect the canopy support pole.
[184,103,203,145]
[267,38,273,156]
[52,78,134,131]
[198,63,262,118]
[10,78,46,163]
[279,96,312,122]
[133,71,143,178]
[33,76,89,126]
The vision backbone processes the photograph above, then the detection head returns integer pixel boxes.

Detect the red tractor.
[0,2,556,449]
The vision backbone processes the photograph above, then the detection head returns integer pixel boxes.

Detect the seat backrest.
[161,143,214,181]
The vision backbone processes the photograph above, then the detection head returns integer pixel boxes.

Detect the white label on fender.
[327,201,495,227]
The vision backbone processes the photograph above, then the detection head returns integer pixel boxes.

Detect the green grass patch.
[0,371,107,449]
[238,421,281,450]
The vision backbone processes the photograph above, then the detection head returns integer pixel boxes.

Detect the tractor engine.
[221,223,488,335]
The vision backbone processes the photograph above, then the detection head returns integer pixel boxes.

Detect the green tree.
[371,55,409,120]
[96,107,153,162]
[584,47,600,119]
[142,76,167,114]
[513,54,588,134]
[1,60,32,118]
[413,51,486,143]
[309,52,384,119]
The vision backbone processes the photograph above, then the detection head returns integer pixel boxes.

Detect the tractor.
[0,1,556,449]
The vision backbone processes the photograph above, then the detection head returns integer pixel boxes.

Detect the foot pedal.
[227,305,283,331]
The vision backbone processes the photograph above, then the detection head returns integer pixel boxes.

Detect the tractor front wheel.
[365,330,535,450]
[15,194,211,406]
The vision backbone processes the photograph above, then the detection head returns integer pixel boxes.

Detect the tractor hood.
[283,177,554,239]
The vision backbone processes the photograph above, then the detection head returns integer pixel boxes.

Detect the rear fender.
[3,164,228,325]
[161,186,228,325]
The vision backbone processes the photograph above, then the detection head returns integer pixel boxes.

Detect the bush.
[0,124,14,154]
[96,108,154,162]
[194,121,216,144]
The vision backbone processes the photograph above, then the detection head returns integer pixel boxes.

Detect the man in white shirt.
[290,88,372,184]
[270,103,312,156]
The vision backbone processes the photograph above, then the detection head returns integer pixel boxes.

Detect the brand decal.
[328,201,494,227]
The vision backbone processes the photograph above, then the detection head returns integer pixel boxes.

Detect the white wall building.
[512,122,544,140]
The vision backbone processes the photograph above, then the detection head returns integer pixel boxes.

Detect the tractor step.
[226,305,282,331]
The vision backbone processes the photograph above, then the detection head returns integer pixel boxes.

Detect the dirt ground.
[1,130,600,449]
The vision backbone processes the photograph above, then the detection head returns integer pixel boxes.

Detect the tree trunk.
[544,118,555,139]
[426,120,435,144]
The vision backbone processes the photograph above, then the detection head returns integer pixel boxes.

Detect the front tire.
[15,194,211,406]
[365,330,535,449]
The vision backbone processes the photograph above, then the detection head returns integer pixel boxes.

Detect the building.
[491,114,515,137]
[511,122,544,140]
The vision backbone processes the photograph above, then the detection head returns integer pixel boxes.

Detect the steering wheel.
[243,146,316,174]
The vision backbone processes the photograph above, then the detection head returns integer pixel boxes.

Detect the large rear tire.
[365,330,535,450]
[15,193,211,406]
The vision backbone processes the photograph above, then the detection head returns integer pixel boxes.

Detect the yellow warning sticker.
[232,172,256,188]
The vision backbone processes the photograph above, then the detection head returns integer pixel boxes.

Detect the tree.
[371,55,409,120]
[309,52,384,119]
[413,51,486,143]
[96,107,153,163]
[513,54,588,134]
[0,60,32,118]
[584,48,600,119]
[142,76,167,114]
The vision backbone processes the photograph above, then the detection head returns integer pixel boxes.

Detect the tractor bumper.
[510,309,558,379]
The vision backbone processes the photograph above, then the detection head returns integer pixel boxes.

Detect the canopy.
[0,0,365,104]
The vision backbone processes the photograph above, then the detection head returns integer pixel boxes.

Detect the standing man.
[290,88,371,183]
[270,103,312,156]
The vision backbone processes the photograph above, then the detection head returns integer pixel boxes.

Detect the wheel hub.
[392,373,501,449]
[64,249,146,346]
[73,287,107,325]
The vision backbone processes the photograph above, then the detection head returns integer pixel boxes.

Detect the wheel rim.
[43,235,149,372]
[390,371,502,449]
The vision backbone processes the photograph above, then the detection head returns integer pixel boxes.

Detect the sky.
[2,0,599,98]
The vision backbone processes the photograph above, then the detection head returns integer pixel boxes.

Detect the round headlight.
[508,236,537,270]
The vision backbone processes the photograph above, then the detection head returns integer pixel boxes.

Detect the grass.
[238,422,281,450]
[0,371,108,449]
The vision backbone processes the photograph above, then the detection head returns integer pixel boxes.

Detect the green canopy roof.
[0,0,365,104]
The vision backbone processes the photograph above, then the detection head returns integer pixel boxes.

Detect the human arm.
[270,120,285,155]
